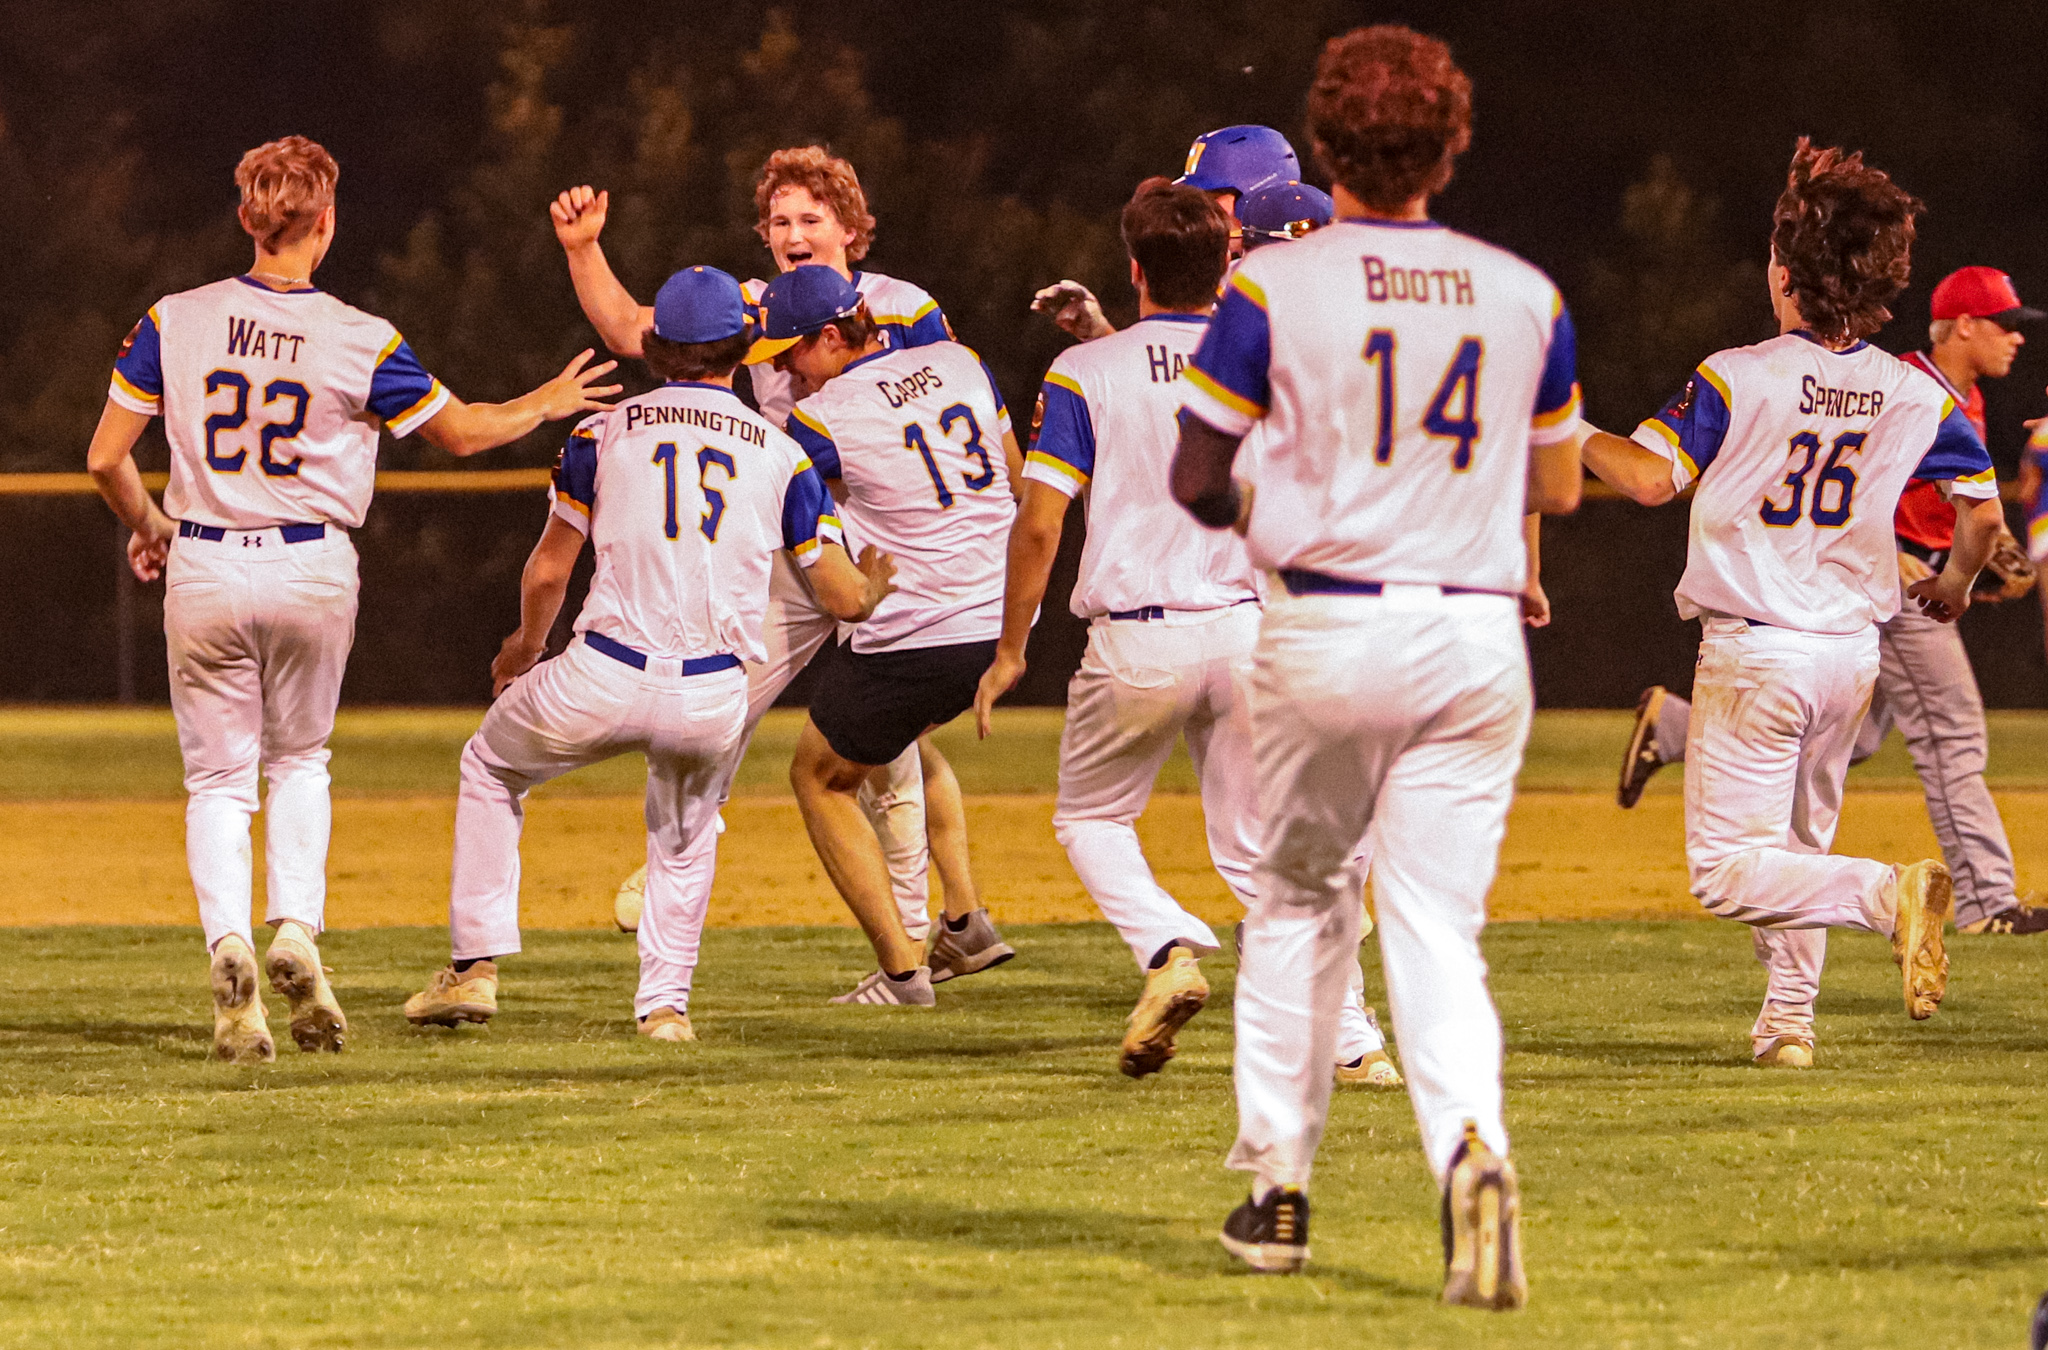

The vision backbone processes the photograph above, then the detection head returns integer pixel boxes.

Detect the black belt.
[179,520,327,543]
[584,632,740,675]
[1106,597,1257,621]
[1898,537,1949,570]
[1277,568,1513,599]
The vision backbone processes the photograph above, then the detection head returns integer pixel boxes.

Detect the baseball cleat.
[1617,685,1671,809]
[828,966,936,1007]
[637,1007,696,1042]
[1336,1050,1404,1087]
[209,935,275,1065]
[614,865,646,933]
[404,960,499,1026]
[1120,945,1208,1078]
[264,924,346,1054]
[1752,1035,1814,1068]
[1219,1186,1310,1273]
[1958,898,2048,935]
[1890,859,1953,1020]
[1441,1121,1527,1311]
[925,909,1015,984]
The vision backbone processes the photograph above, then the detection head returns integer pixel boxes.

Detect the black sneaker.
[1617,686,1670,809]
[1220,1186,1310,1273]
[1439,1122,1526,1310]
[1960,903,2048,935]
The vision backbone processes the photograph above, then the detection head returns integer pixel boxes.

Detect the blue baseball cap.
[1175,125,1300,197]
[1237,182,1335,249]
[745,265,864,365]
[652,266,750,344]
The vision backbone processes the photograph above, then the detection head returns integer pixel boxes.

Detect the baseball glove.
[1975,532,2038,602]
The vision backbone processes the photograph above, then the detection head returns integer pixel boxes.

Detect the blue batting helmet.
[1175,125,1301,197]
[1237,182,1335,249]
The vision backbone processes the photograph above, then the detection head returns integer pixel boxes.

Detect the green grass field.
[2,922,2045,1348]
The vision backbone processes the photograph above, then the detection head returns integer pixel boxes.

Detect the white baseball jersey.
[1026,314,1258,617]
[742,271,950,429]
[1632,332,1997,634]
[1182,220,1581,593]
[785,342,1015,652]
[550,380,842,664]
[110,276,450,530]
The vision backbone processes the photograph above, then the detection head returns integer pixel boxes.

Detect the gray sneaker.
[828,966,936,1006]
[926,909,1017,984]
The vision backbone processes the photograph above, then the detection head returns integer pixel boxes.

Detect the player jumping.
[401,267,894,1037]
[550,148,957,957]
[87,136,618,1063]
[1578,141,2002,1068]
[1173,27,1582,1306]
[758,267,1022,1004]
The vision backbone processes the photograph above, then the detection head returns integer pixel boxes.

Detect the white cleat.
[1120,946,1209,1078]
[1336,1050,1404,1087]
[210,935,275,1065]
[1441,1121,1527,1311]
[638,1007,696,1042]
[265,923,346,1054]
[1891,859,1953,1020]
[1752,1036,1814,1068]
[828,966,936,1007]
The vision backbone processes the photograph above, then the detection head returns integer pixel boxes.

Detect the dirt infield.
[6,788,2036,930]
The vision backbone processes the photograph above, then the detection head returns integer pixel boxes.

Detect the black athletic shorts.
[808,637,998,766]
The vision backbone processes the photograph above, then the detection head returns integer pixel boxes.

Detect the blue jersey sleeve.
[1632,363,1732,490]
[109,308,164,414]
[1532,300,1583,444]
[1022,373,1094,497]
[549,427,600,533]
[1915,402,1998,499]
[1182,272,1271,437]
[782,463,844,564]
[786,405,841,480]
[367,335,449,436]
[904,302,953,348]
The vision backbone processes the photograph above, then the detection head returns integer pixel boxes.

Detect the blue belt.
[1107,605,1167,621]
[1277,568,1512,599]
[584,631,740,676]
[179,520,326,543]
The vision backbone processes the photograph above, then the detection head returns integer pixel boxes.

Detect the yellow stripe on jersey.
[147,304,163,328]
[792,456,814,476]
[1184,366,1266,418]
[1958,467,1996,486]
[110,369,159,406]
[1226,271,1269,311]
[554,494,591,517]
[1025,449,1089,486]
[1044,371,1085,399]
[870,299,938,326]
[1638,417,1680,448]
[1696,363,1733,410]
[374,331,404,366]
[390,380,446,433]
[1939,395,1958,422]
[791,406,832,441]
[1532,384,1582,429]
[792,535,821,557]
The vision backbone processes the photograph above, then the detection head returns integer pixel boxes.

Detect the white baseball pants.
[1053,605,1385,1061]
[1230,585,1527,1190]
[1685,620,1899,1048]
[449,641,748,1004]
[164,528,358,950]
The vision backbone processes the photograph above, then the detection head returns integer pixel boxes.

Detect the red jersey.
[1895,350,1985,550]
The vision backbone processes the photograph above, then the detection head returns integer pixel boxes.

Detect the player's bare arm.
[491,516,585,696]
[414,350,621,457]
[973,481,1067,736]
[1521,513,1551,627]
[1169,414,1244,528]
[1576,428,1677,507]
[85,401,177,581]
[807,543,898,623]
[1032,281,1115,342]
[551,186,656,358]
[1000,427,1025,500]
[1908,493,2002,623]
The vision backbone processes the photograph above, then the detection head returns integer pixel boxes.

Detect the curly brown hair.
[235,136,338,251]
[1120,177,1230,310]
[1306,26,1472,214]
[753,146,877,262]
[1769,138,1923,345]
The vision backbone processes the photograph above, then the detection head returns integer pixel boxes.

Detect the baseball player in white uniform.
[86,136,619,1065]
[974,177,1398,1086]
[1579,140,2002,1069]
[550,147,948,946]
[1172,27,1583,1306]
[758,267,1022,1005]
[402,267,894,1040]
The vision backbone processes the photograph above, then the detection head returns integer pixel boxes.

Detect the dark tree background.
[4,0,2046,704]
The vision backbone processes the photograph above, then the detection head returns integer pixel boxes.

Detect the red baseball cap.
[1930,266,2045,326]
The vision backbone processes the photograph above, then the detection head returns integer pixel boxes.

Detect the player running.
[973,176,1399,1086]
[550,147,949,951]
[759,267,1022,1005]
[1173,27,1582,1305]
[1579,141,2002,1068]
[1620,266,2044,938]
[401,267,894,1038]
[86,136,617,1064]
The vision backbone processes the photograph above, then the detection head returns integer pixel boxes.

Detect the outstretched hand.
[550,186,610,251]
[1030,280,1114,342]
[972,650,1027,739]
[1906,572,1973,624]
[534,350,622,421]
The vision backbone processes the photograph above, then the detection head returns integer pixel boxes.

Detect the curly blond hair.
[753,146,876,262]
[235,136,338,251]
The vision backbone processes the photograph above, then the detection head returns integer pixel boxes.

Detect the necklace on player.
[248,270,311,289]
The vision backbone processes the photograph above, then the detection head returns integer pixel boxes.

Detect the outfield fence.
[5,474,2046,708]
